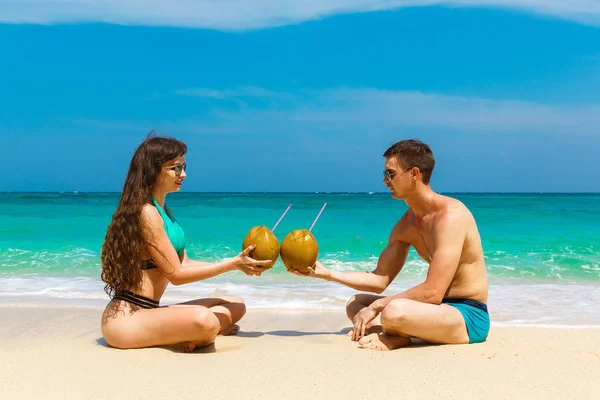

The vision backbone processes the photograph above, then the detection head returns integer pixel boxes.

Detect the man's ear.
[412,167,421,180]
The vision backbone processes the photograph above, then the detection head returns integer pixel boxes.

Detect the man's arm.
[290,214,412,293]
[320,240,409,293]
[369,212,465,311]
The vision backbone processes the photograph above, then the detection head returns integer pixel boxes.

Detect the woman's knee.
[191,308,220,337]
[221,295,244,304]
[225,296,246,313]
[222,296,247,321]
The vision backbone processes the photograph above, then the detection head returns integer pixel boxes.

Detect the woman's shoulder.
[141,202,163,227]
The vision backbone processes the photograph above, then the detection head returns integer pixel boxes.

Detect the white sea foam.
[1,274,600,327]
[0,247,100,273]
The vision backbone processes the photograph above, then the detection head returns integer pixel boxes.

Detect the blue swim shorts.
[443,298,490,344]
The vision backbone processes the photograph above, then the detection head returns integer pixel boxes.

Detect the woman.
[100,135,271,352]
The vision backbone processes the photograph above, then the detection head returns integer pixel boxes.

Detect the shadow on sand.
[95,337,218,353]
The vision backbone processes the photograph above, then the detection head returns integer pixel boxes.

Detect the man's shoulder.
[436,196,476,231]
[438,193,465,207]
[439,195,471,216]
[389,210,415,240]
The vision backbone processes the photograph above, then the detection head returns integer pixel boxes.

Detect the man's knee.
[346,295,358,309]
[346,294,375,307]
[345,295,357,318]
[346,294,369,314]
[346,294,380,319]
[381,299,412,326]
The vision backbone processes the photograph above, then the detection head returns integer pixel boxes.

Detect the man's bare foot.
[358,333,410,351]
[218,324,240,336]
[347,325,384,339]
[180,341,196,353]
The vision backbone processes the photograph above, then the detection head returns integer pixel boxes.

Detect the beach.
[1,305,599,399]
[1,193,600,398]
[4,1,600,397]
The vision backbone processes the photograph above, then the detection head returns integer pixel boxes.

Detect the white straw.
[309,203,327,232]
[271,204,292,232]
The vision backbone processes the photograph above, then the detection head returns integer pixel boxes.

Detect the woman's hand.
[236,245,273,276]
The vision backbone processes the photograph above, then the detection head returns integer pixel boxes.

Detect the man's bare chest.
[406,225,435,263]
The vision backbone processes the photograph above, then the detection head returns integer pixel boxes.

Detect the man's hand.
[351,305,380,342]
[286,261,332,279]
[306,261,332,279]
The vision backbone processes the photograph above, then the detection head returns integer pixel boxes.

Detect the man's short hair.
[383,139,435,185]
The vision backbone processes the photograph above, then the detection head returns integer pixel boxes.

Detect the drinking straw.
[271,204,292,232]
[309,203,327,232]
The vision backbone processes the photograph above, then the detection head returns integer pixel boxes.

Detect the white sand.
[1,305,599,399]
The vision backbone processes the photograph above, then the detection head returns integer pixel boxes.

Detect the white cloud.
[1,1,599,30]
[174,86,296,100]
[173,86,600,135]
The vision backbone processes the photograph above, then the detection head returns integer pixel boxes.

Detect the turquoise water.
[1,192,599,326]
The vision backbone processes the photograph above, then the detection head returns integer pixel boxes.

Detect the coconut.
[280,229,319,274]
[242,226,280,267]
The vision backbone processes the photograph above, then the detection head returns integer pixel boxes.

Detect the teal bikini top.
[152,198,186,256]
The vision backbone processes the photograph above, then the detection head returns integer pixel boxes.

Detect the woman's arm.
[141,204,271,285]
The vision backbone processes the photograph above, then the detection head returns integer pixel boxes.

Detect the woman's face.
[155,155,187,193]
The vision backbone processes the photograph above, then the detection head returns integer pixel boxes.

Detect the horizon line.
[1,191,599,195]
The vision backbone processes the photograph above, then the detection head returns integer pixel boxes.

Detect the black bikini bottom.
[113,290,160,309]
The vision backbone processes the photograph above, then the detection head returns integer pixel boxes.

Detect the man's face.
[383,156,411,199]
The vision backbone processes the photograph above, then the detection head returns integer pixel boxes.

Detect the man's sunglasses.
[383,167,412,181]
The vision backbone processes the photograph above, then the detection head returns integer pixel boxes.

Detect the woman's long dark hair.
[101,135,187,298]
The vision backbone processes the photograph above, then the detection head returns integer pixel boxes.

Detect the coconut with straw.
[281,203,327,274]
[242,204,291,267]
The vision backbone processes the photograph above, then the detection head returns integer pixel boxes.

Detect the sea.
[1,192,599,327]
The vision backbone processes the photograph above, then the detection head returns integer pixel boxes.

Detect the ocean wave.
[1,241,599,282]
[2,275,600,326]
[0,247,100,275]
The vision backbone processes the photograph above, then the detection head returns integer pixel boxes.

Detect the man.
[291,139,489,350]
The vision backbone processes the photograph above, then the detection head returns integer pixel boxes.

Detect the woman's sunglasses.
[167,163,187,174]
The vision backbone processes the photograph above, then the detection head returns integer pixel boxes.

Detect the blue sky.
[1,1,599,192]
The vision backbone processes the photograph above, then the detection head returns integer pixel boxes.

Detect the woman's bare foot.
[358,333,411,351]
[218,324,240,336]
[180,341,197,353]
